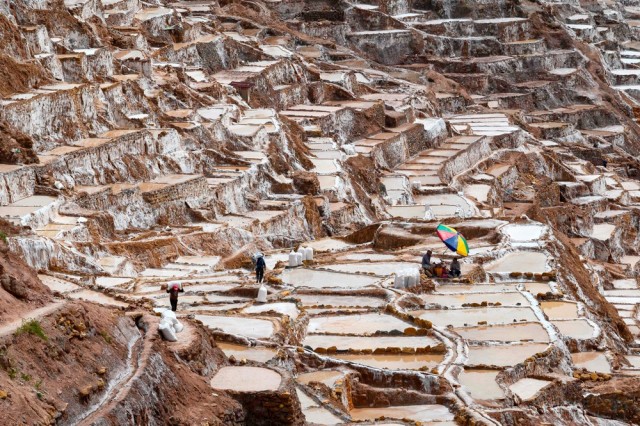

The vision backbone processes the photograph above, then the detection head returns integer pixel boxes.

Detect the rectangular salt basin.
[484,251,548,273]
[350,405,454,422]
[571,352,611,373]
[415,307,538,328]
[552,319,596,339]
[321,262,419,276]
[436,284,517,293]
[280,268,380,289]
[303,334,440,350]
[457,323,550,342]
[467,343,549,367]
[216,342,276,363]
[458,370,504,400]
[540,301,579,319]
[423,292,530,307]
[307,313,412,335]
[334,353,443,370]
[196,315,274,339]
[509,378,551,401]
[294,294,386,308]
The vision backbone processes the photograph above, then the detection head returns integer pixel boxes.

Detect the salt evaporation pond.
[350,404,454,422]
[303,334,440,351]
[297,370,343,386]
[436,284,516,294]
[467,344,549,367]
[339,252,398,261]
[296,389,343,425]
[68,290,129,307]
[321,262,418,276]
[423,292,530,307]
[415,307,538,327]
[294,293,386,308]
[280,268,380,289]
[501,223,547,241]
[307,313,412,335]
[540,301,579,319]
[553,319,596,339]
[216,342,276,363]
[458,370,504,400]
[571,352,611,373]
[196,315,274,339]
[334,353,443,370]
[484,251,548,273]
[457,323,550,342]
[242,302,299,318]
[509,378,551,401]
[210,366,281,392]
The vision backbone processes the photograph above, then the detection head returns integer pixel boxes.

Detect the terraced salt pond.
[571,352,611,373]
[210,366,281,392]
[297,370,343,386]
[334,353,443,370]
[216,342,277,363]
[280,268,380,289]
[457,323,549,342]
[509,378,552,401]
[485,251,549,273]
[540,301,579,319]
[350,404,454,422]
[552,319,596,339]
[467,344,550,367]
[196,315,275,339]
[501,223,547,241]
[458,369,504,400]
[297,389,343,425]
[242,302,299,318]
[303,334,440,350]
[307,313,413,335]
[423,292,530,307]
[320,262,419,276]
[414,307,538,327]
[294,293,387,308]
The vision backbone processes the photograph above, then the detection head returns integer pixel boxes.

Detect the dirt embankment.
[0,303,243,425]
[0,241,52,325]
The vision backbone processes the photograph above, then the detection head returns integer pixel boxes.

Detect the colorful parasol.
[436,224,469,257]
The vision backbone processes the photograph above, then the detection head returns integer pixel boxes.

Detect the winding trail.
[0,300,66,338]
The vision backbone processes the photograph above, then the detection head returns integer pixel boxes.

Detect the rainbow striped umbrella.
[436,224,469,257]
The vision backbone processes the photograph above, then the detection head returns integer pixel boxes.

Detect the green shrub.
[15,319,47,341]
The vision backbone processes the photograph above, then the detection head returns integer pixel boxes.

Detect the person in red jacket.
[166,284,184,311]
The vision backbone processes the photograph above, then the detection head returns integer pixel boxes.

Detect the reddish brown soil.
[0,243,52,325]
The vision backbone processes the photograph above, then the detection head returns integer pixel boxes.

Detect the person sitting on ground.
[439,263,450,278]
[421,250,433,275]
[449,258,461,278]
[166,283,184,312]
[256,254,266,284]
[433,262,444,278]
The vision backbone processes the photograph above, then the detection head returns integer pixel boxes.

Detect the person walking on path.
[166,283,184,312]
[256,254,266,283]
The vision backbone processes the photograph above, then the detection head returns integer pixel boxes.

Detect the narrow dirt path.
[76,315,159,426]
[0,300,66,338]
